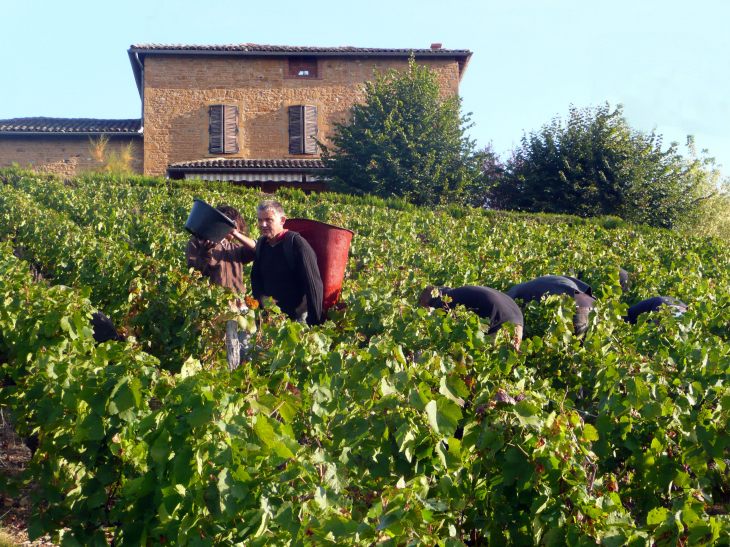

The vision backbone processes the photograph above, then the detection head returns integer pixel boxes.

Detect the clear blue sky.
[2,0,728,172]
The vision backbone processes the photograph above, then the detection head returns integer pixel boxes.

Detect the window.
[288,105,318,155]
[288,57,318,78]
[209,105,239,154]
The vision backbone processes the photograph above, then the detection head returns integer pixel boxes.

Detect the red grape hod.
[283,218,353,314]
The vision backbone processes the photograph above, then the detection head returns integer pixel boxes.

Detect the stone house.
[0,44,471,190]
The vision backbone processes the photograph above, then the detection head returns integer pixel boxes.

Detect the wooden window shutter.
[223,105,239,153]
[209,105,224,154]
[289,105,318,155]
[303,105,318,154]
[209,105,239,154]
[288,105,303,154]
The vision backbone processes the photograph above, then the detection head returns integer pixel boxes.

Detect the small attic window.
[288,57,318,78]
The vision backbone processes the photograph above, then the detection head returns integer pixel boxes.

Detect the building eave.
[0,131,143,137]
[167,166,330,174]
[128,46,472,95]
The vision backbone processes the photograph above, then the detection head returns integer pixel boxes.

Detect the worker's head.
[257,200,286,241]
[216,205,248,237]
[573,292,596,336]
[419,285,439,308]
[619,269,630,293]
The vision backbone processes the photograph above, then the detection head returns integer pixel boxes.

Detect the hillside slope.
[2,170,730,546]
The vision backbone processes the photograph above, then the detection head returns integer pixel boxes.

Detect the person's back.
[420,285,524,348]
[507,275,596,335]
[250,200,324,326]
[506,275,592,303]
[90,312,125,344]
[625,296,687,324]
[425,286,523,334]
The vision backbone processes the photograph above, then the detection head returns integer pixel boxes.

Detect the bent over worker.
[250,200,324,326]
[624,296,687,324]
[420,285,524,348]
[507,275,596,335]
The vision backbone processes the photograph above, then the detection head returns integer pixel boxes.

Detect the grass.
[0,531,18,547]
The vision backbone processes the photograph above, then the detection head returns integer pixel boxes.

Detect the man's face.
[258,209,286,240]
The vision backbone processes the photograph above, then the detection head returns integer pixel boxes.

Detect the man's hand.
[259,295,278,310]
[200,239,217,252]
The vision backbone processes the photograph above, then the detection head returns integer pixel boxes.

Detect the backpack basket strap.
[284,231,297,271]
[255,236,267,262]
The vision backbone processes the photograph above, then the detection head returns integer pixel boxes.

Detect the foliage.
[681,137,730,239]
[486,103,716,229]
[319,56,482,207]
[3,169,730,545]
[87,135,137,176]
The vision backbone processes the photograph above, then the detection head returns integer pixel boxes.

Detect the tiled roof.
[0,118,143,134]
[130,44,470,56]
[168,158,328,171]
[128,43,472,97]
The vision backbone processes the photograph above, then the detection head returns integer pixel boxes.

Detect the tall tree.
[319,56,482,207]
[487,103,711,228]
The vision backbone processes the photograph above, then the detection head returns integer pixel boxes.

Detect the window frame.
[283,57,323,80]
[288,105,319,155]
[208,104,240,155]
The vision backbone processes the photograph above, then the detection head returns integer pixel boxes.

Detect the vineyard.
[2,168,730,546]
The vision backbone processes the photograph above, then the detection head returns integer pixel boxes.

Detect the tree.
[487,103,712,229]
[319,56,482,207]
[681,136,730,238]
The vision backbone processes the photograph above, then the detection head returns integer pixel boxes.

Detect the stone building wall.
[142,55,462,176]
[0,135,143,177]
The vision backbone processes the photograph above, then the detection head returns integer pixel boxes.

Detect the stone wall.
[142,55,462,176]
[0,135,143,177]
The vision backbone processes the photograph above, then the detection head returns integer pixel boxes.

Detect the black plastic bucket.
[184,199,236,243]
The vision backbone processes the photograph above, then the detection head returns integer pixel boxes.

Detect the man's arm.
[229,229,257,251]
[293,236,324,325]
[231,242,256,266]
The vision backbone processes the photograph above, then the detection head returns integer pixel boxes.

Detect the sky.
[2,0,728,172]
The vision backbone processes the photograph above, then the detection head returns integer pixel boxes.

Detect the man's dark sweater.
[250,232,324,325]
[428,286,524,335]
[625,297,687,324]
[506,275,593,303]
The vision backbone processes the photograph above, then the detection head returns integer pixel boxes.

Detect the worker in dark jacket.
[507,275,593,301]
[420,285,524,348]
[250,200,324,326]
[507,275,596,335]
[624,297,687,324]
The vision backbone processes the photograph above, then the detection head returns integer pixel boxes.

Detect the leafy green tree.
[487,103,713,228]
[319,56,482,207]
[682,136,730,238]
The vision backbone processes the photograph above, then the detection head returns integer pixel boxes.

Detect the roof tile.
[168,158,327,170]
[0,117,143,134]
[130,43,470,56]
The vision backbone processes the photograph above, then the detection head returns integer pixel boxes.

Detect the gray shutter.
[288,105,303,154]
[209,105,224,154]
[303,105,318,154]
[223,105,239,154]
